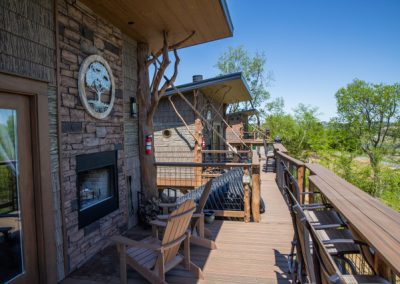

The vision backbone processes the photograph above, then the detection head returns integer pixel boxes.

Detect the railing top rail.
[308,173,400,275]
[272,143,288,153]
[155,162,252,168]
[201,150,251,154]
[275,150,304,167]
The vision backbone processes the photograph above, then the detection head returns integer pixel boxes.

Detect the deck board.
[63,162,293,284]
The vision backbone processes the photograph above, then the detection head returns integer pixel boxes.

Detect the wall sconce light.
[206,110,212,121]
[130,97,138,118]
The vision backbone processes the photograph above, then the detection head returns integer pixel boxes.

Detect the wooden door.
[0,93,39,283]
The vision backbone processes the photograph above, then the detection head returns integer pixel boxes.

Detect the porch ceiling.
[201,77,252,104]
[79,0,233,52]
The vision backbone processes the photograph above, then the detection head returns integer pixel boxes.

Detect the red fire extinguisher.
[145,134,152,155]
[201,138,206,150]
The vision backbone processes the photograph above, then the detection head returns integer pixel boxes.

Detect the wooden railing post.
[243,166,251,223]
[297,165,305,204]
[194,118,203,187]
[251,164,261,222]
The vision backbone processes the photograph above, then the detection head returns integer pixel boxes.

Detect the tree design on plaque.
[85,62,111,113]
[79,55,115,119]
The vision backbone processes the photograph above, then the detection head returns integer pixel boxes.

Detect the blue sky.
[175,0,400,121]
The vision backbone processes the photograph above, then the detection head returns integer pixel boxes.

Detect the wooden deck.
[63,163,293,284]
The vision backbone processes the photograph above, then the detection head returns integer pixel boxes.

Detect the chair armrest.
[150,220,167,228]
[111,235,162,251]
[300,192,321,195]
[192,213,203,218]
[322,239,368,247]
[159,202,179,208]
[157,214,169,220]
[313,224,345,230]
[302,204,331,210]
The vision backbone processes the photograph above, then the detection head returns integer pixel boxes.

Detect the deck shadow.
[63,220,224,283]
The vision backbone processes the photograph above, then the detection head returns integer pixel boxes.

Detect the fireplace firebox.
[76,151,118,228]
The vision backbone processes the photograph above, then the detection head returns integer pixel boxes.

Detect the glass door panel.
[0,93,37,284]
[0,108,24,283]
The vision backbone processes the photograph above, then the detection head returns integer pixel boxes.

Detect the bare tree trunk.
[135,32,191,201]
[137,42,157,199]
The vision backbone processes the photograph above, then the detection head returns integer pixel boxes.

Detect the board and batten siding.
[0,0,65,280]
[154,94,197,163]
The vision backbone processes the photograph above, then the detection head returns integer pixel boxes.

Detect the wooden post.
[251,164,261,222]
[118,243,127,284]
[243,166,251,223]
[374,253,392,281]
[297,165,305,204]
[308,179,314,204]
[194,118,203,186]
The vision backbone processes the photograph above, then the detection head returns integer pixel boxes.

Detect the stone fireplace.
[76,151,118,228]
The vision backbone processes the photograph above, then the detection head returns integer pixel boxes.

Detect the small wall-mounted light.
[206,110,212,121]
[130,97,138,118]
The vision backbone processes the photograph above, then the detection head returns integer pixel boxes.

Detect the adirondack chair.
[112,200,203,284]
[157,179,217,250]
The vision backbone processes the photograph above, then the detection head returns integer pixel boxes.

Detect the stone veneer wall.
[58,0,133,272]
[0,0,65,279]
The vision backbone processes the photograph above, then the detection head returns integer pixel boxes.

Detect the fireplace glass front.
[78,166,113,210]
[76,151,118,228]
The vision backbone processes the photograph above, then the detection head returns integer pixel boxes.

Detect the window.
[162,129,172,138]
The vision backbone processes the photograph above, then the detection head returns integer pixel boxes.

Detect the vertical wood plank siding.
[0,0,64,280]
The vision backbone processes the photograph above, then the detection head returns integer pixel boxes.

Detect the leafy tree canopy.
[216,46,271,113]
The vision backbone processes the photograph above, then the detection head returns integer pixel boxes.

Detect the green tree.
[266,97,285,116]
[263,101,326,159]
[335,79,400,196]
[293,104,326,157]
[326,118,360,153]
[216,46,271,113]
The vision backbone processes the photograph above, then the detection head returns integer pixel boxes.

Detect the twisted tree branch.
[146,31,195,67]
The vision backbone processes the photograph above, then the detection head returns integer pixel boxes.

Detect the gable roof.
[164,72,252,104]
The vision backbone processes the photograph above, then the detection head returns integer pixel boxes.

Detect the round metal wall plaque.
[78,55,115,119]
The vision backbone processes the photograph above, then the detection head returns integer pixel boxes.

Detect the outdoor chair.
[282,163,359,277]
[307,208,390,284]
[292,203,363,283]
[157,179,217,250]
[112,200,203,284]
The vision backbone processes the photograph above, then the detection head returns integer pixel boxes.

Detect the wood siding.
[0,0,64,280]
[122,34,140,228]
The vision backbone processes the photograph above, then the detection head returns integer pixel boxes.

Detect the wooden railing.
[273,143,400,283]
[155,151,262,223]
[201,149,252,163]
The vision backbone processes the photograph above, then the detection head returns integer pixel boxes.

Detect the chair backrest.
[195,179,213,214]
[293,204,317,283]
[191,179,213,231]
[162,200,196,264]
[307,217,343,284]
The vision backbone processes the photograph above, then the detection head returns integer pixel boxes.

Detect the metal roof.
[164,72,252,104]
